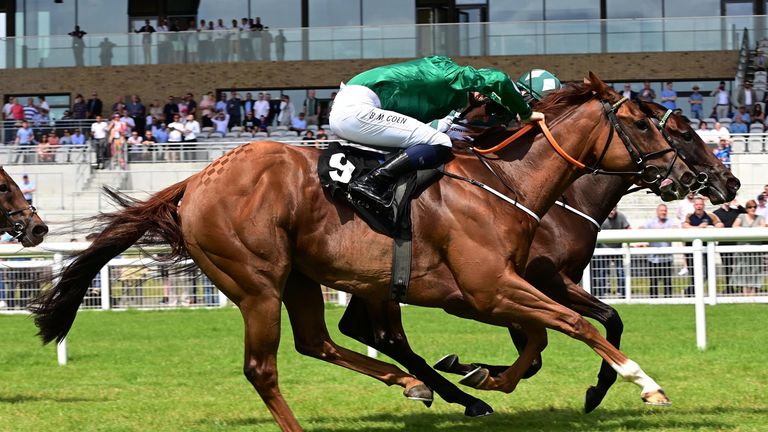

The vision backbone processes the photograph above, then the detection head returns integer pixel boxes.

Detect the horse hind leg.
[282,272,433,404]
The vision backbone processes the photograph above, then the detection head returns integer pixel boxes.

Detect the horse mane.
[534,81,595,119]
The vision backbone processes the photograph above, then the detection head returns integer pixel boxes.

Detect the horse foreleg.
[563,279,624,413]
[338,295,493,417]
[461,326,548,394]
[282,272,433,403]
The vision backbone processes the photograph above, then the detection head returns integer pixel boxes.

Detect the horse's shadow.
[199,406,768,431]
[0,393,104,404]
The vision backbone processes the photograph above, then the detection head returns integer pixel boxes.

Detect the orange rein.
[473,119,587,170]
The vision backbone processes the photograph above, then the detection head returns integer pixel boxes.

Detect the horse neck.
[561,174,636,225]
[488,104,612,219]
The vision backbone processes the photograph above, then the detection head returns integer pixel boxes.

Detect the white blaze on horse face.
[329,153,356,184]
[611,359,662,395]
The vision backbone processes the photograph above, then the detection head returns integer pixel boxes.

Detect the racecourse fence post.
[100,266,111,310]
[336,290,347,306]
[693,239,707,350]
[623,244,631,300]
[706,241,717,306]
[218,289,228,307]
[581,264,592,295]
[57,338,68,366]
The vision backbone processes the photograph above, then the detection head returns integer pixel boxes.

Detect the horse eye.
[634,120,648,130]
[0,184,8,193]
[682,132,693,141]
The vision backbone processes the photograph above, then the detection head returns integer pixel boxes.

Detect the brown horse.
[286,101,739,415]
[31,73,694,431]
[0,168,48,246]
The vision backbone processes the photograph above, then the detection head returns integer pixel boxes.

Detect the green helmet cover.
[516,69,561,101]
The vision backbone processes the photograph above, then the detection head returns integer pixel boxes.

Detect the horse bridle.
[0,203,38,240]
[586,97,680,185]
[650,109,711,191]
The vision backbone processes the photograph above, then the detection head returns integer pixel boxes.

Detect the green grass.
[1,304,767,431]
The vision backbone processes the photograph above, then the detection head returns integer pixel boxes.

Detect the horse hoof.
[459,366,490,388]
[584,385,607,414]
[404,384,434,405]
[464,399,494,417]
[642,389,671,406]
[433,354,460,373]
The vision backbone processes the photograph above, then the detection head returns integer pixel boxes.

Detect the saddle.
[317,142,442,302]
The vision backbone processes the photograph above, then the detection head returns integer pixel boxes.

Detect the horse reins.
[0,204,38,240]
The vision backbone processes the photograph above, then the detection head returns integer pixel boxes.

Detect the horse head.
[575,72,695,200]
[0,168,48,247]
[636,100,740,204]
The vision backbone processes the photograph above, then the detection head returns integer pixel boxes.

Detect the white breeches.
[329,84,452,149]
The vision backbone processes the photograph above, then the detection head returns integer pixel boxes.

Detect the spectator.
[143,129,158,159]
[712,122,731,142]
[2,96,17,143]
[290,112,307,133]
[756,49,767,70]
[592,207,630,298]
[23,97,39,123]
[186,93,198,118]
[214,18,229,62]
[711,81,731,120]
[757,184,768,203]
[166,113,185,161]
[226,92,243,128]
[120,109,136,135]
[71,128,86,145]
[729,115,748,134]
[198,20,213,63]
[638,80,656,102]
[266,92,280,127]
[59,129,73,145]
[732,199,766,295]
[275,29,287,61]
[756,194,768,221]
[14,120,35,163]
[242,111,259,132]
[37,96,50,118]
[68,25,87,67]
[215,93,228,113]
[715,137,732,169]
[239,17,253,61]
[253,92,270,123]
[112,96,126,115]
[242,92,255,117]
[187,19,200,64]
[696,121,717,145]
[278,94,295,126]
[211,111,230,134]
[126,130,143,161]
[303,89,319,125]
[736,106,751,126]
[135,19,156,64]
[199,92,215,128]
[86,92,103,119]
[621,83,638,101]
[163,96,179,124]
[182,114,200,160]
[71,94,88,120]
[660,81,677,111]
[126,95,147,135]
[641,203,676,297]
[148,100,162,121]
[302,130,315,141]
[229,19,241,62]
[751,103,765,125]
[714,199,746,294]
[152,122,169,145]
[108,113,127,169]
[90,115,109,169]
[20,174,35,205]
[688,85,704,120]
[36,134,54,162]
[316,127,328,140]
[682,197,724,296]
[737,80,757,113]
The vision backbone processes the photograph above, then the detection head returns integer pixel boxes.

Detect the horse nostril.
[32,224,49,237]
[727,177,741,193]
[681,171,696,188]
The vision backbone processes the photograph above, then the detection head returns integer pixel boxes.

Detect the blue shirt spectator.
[688,86,704,120]
[729,116,748,134]
[15,121,35,145]
[660,82,677,110]
[153,124,169,143]
[71,129,86,144]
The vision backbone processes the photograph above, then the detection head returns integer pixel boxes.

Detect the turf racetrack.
[1,304,766,431]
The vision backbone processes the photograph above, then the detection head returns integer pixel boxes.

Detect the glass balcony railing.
[1,15,765,69]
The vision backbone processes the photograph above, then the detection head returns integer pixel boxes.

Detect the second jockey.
[329,55,547,210]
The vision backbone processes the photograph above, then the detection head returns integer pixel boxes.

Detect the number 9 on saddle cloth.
[318,142,442,238]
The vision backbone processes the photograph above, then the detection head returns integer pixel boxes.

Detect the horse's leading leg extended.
[338,296,493,416]
[282,272,434,403]
[458,272,668,405]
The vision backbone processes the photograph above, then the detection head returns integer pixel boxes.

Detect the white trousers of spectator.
[329,84,451,149]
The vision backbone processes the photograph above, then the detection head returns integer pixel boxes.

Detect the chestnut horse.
[31,74,694,431]
[0,168,48,246]
[279,101,739,416]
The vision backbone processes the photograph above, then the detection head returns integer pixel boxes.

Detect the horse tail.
[29,179,189,345]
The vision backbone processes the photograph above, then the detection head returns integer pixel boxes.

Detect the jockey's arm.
[450,66,533,121]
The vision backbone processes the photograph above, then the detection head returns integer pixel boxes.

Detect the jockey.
[330,56,547,210]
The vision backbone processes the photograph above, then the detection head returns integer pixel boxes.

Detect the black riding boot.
[349,150,413,209]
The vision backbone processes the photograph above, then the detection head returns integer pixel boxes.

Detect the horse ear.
[587,71,612,98]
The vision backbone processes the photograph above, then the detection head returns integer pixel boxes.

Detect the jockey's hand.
[522,111,545,123]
